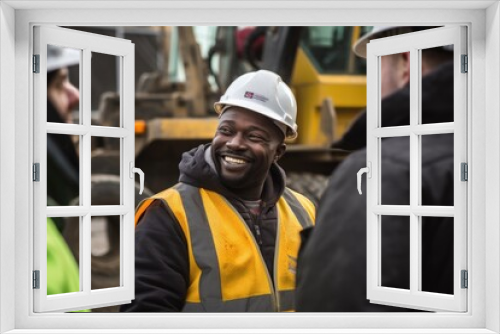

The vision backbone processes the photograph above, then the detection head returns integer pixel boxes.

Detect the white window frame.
[365,26,468,312]
[0,1,498,333]
[33,25,136,313]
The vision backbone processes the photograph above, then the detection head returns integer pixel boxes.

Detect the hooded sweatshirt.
[120,144,287,312]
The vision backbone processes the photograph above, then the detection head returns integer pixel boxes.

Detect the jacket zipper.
[252,212,263,247]
[223,198,279,311]
[253,203,280,311]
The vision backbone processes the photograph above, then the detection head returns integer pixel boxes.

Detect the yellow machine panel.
[291,48,366,146]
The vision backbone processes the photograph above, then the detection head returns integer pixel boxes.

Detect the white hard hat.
[353,26,417,58]
[214,70,298,139]
[353,26,450,58]
[353,26,454,59]
[47,45,80,72]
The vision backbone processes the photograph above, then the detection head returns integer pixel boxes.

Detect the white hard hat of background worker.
[214,70,298,140]
[47,45,80,124]
[353,26,440,58]
[353,26,451,98]
[47,45,81,72]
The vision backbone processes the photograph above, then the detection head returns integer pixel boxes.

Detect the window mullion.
[81,48,92,294]
[374,123,454,138]
[409,47,420,294]
[82,214,91,294]
[46,123,87,135]
[90,126,128,138]
[78,48,85,294]
[373,205,455,216]
[45,205,129,217]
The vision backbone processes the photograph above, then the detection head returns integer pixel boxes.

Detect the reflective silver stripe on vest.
[283,188,313,229]
[183,294,274,312]
[176,184,223,309]
[279,290,295,311]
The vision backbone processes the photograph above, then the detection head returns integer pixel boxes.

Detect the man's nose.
[66,82,80,110]
[226,133,246,150]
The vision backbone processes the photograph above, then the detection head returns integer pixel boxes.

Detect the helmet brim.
[353,26,394,58]
[214,100,298,140]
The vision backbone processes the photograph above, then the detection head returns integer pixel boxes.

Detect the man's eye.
[249,134,266,141]
[218,127,231,135]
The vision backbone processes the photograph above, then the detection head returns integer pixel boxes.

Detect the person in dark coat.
[295,27,454,312]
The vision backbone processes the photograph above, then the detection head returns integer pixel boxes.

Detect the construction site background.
[54,26,369,312]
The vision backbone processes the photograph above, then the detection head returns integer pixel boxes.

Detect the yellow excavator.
[93,26,369,203]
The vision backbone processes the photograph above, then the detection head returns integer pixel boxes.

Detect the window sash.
[366,26,468,312]
[32,25,135,313]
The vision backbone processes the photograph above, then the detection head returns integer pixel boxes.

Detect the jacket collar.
[178,144,286,208]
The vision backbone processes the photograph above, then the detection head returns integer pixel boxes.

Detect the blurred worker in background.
[46,45,83,299]
[296,27,454,311]
[121,70,315,312]
[47,45,80,207]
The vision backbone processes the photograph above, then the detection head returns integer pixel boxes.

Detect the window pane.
[47,134,80,206]
[380,52,409,127]
[381,136,410,205]
[47,217,81,295]
[421,134,454,206]
[92,52,121,127]
[381,215,410,290]
[47,45,80,124]
[91,137,121,206]
[91,215,121,291]
[420,45,454,124]
[421,216,454,294]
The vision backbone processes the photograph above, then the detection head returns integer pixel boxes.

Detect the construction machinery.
[93,26,369,202]
[67,26,369,311]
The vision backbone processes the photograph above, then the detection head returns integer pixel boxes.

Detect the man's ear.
[275,143,287,161]
[401,51,411,87]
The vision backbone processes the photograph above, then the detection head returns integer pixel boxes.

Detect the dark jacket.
[47,100,79,206]
[296,61,454,312]
[120,144,287,312]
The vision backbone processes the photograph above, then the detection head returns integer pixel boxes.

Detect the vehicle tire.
[286,172,329,206]
[64,174,153,312]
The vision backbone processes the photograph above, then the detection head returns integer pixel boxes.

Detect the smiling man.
[121,70,315,312]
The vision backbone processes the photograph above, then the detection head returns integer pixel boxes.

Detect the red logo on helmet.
[244,91,268,103]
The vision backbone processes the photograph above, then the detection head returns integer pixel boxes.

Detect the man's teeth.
[224,156,247,164]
